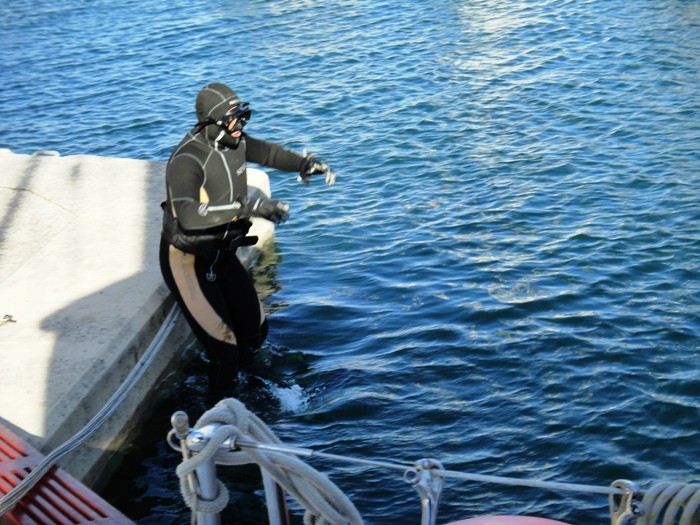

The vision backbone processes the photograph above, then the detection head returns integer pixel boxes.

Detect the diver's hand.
[298,154,336,186]
[245,197,290,224]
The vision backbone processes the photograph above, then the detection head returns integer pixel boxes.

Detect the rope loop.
[637,482,700,525]
[177,398,363,525]
[175,423,236,514]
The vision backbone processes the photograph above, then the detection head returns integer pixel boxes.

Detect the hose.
[0,303,179,515]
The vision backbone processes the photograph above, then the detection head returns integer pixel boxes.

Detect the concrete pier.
[0,148,274,486]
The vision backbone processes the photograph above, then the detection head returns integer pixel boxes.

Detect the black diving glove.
[244,197,290,224]
[298,154,336,186]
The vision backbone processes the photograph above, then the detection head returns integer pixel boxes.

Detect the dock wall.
[0,149,274,485]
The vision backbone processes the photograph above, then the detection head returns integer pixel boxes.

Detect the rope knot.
[175,397,364,524]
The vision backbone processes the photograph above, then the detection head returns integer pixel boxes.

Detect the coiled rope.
[0,303,180,516]
[175,398,364,525]
[637,482,700,525]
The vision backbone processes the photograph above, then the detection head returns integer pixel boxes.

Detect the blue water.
[2,1,700,524]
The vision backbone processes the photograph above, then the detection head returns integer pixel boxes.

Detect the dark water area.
[2,0,700,523]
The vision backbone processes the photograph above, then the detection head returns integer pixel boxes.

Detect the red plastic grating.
[0,424,134,524]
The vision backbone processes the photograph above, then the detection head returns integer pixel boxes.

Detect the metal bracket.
[404,458,445,525]
[610,479,642,525]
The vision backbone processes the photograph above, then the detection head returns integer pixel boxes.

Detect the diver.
[159,82,335,395]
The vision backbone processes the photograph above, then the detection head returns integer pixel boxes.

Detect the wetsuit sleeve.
[167,154,242,231]
[244,134,305,172]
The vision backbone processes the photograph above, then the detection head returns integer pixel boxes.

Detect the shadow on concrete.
[0,150,192,484]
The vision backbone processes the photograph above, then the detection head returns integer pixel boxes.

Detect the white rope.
[0,303,180,516]
[175,398,700,525]
[222,438,625,498]
[177,398,363,525]
[175,399,700,525]
[636,482,700,525]
[433,467,622,496]
[210,435,627,499]
[175,425,233,514]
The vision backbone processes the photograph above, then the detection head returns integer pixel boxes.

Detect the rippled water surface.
[2,1,700,524]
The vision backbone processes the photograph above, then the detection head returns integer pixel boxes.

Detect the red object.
[446,516,573,525]
[0,423,134,524]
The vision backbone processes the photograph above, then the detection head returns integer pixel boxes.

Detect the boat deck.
[0,423,134,524]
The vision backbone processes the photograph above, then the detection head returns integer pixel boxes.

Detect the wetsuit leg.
[159,238,268,393]
[218,254,269,365]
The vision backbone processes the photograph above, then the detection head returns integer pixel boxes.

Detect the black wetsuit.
[159,125,304,393]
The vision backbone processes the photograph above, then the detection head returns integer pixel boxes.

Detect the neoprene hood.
[195,83,241,122]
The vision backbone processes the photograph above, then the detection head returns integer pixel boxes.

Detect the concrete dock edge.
[0,149,274,486]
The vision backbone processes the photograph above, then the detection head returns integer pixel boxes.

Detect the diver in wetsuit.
[160,82,335,395]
